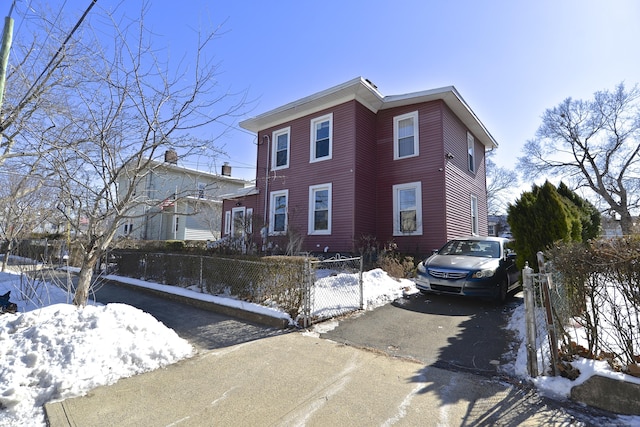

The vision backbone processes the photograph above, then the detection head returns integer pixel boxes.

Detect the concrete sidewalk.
[45,332,578,427]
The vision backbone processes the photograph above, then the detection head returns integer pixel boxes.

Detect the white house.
[116,150,250,241]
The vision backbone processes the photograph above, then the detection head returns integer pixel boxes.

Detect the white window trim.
[467,131,475,173]
[246,208,253,234]
[310,113,333,163]
[269,189,289,235]
[393,111,419,160]
[392,181,423,236]
[471,194,479,236]
[308,183,332,235]
[272,127,291,171]
[231,206,246,237]
[224,211,231,235]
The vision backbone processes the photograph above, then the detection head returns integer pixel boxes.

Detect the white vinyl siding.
[393,182,422,236]
[393,111,419,160]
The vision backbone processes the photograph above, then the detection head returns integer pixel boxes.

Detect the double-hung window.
[467,132,475,173]
[269,190,288,235]
[310,113,332,162]
[308,183,332,235]
[471,195,479,235]
[272,127,290,170]
[393,111,419,160]
[393,182,423,236]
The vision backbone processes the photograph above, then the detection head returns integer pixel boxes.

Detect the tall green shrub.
[508,181,599,269]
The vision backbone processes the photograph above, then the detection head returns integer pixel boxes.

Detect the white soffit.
[240,77,498,150]
[240,77,383,132]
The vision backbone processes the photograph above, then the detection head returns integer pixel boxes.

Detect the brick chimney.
[222,162,231,176]
[164,149,178,164]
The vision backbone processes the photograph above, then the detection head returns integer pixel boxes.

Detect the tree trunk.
[73,253,99,306]
[619,213,635,236]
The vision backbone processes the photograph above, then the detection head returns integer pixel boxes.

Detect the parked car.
[415,236,520,302]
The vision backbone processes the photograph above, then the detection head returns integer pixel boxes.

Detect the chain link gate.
[300,255,363,328]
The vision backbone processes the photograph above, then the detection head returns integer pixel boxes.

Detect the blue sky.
[18,1,640,183]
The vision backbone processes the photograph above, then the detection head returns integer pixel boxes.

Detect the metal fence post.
[359,256,364,310]
[522,262,538,377]
[199,256,204,292]
[303,258,312,328]
[537,251,559,376]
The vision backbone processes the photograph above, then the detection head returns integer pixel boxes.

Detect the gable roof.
[239,77,498,149]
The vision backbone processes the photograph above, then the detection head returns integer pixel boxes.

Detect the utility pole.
[0,2,15,111]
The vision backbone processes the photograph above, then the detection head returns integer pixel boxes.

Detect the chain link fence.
[305,256,363,326]
[522,249,640,379]
[111,251,363,327]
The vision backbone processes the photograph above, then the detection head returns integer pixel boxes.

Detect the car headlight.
[472,269,496,279]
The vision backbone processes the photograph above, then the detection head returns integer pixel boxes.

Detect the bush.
[376,241,415,279]
[547,237,640,372]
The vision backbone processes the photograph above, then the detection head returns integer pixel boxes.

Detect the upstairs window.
[467,132,475,172]
[308,183,332,235]
[310,113,333,162]
[393,182,423,236]
[272,127,290,170]
[393,111,419,160]
[269,190,288,235]
[471,195,479,235]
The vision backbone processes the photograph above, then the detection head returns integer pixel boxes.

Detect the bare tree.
[486,151,518,215]
[0,162,60,270]
[519,83,640,235]
[33,3,248,305]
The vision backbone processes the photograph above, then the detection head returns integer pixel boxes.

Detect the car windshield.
[438,240,501,258]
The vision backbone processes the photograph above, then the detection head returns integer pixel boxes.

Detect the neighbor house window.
[467,132,475,172]
[246,208,253,234]
[393,182,422,236]
[272,127,290,170]
[269,190,288,234]
[310,113,333,162]
[471,195,479,235]
[197,182,206,198]
[224,211,231,234]
[393,111,419,160]
[308,183,332,235]
[231,207,245,238]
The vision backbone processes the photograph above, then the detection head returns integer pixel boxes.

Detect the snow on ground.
[0,266,415,426]
[0,270,194,427]
[0,260,638,426]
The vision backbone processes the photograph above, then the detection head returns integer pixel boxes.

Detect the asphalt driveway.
[320,291,522,376]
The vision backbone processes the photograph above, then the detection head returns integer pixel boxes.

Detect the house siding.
[375,101,448,255]
[442,104,488,241]
[353,101,378,249]
[233,79,496,257]
[252,102,359,253]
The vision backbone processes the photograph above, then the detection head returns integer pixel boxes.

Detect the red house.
[221,77,497,255]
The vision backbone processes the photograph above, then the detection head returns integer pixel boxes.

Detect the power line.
[15,0,96,112]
